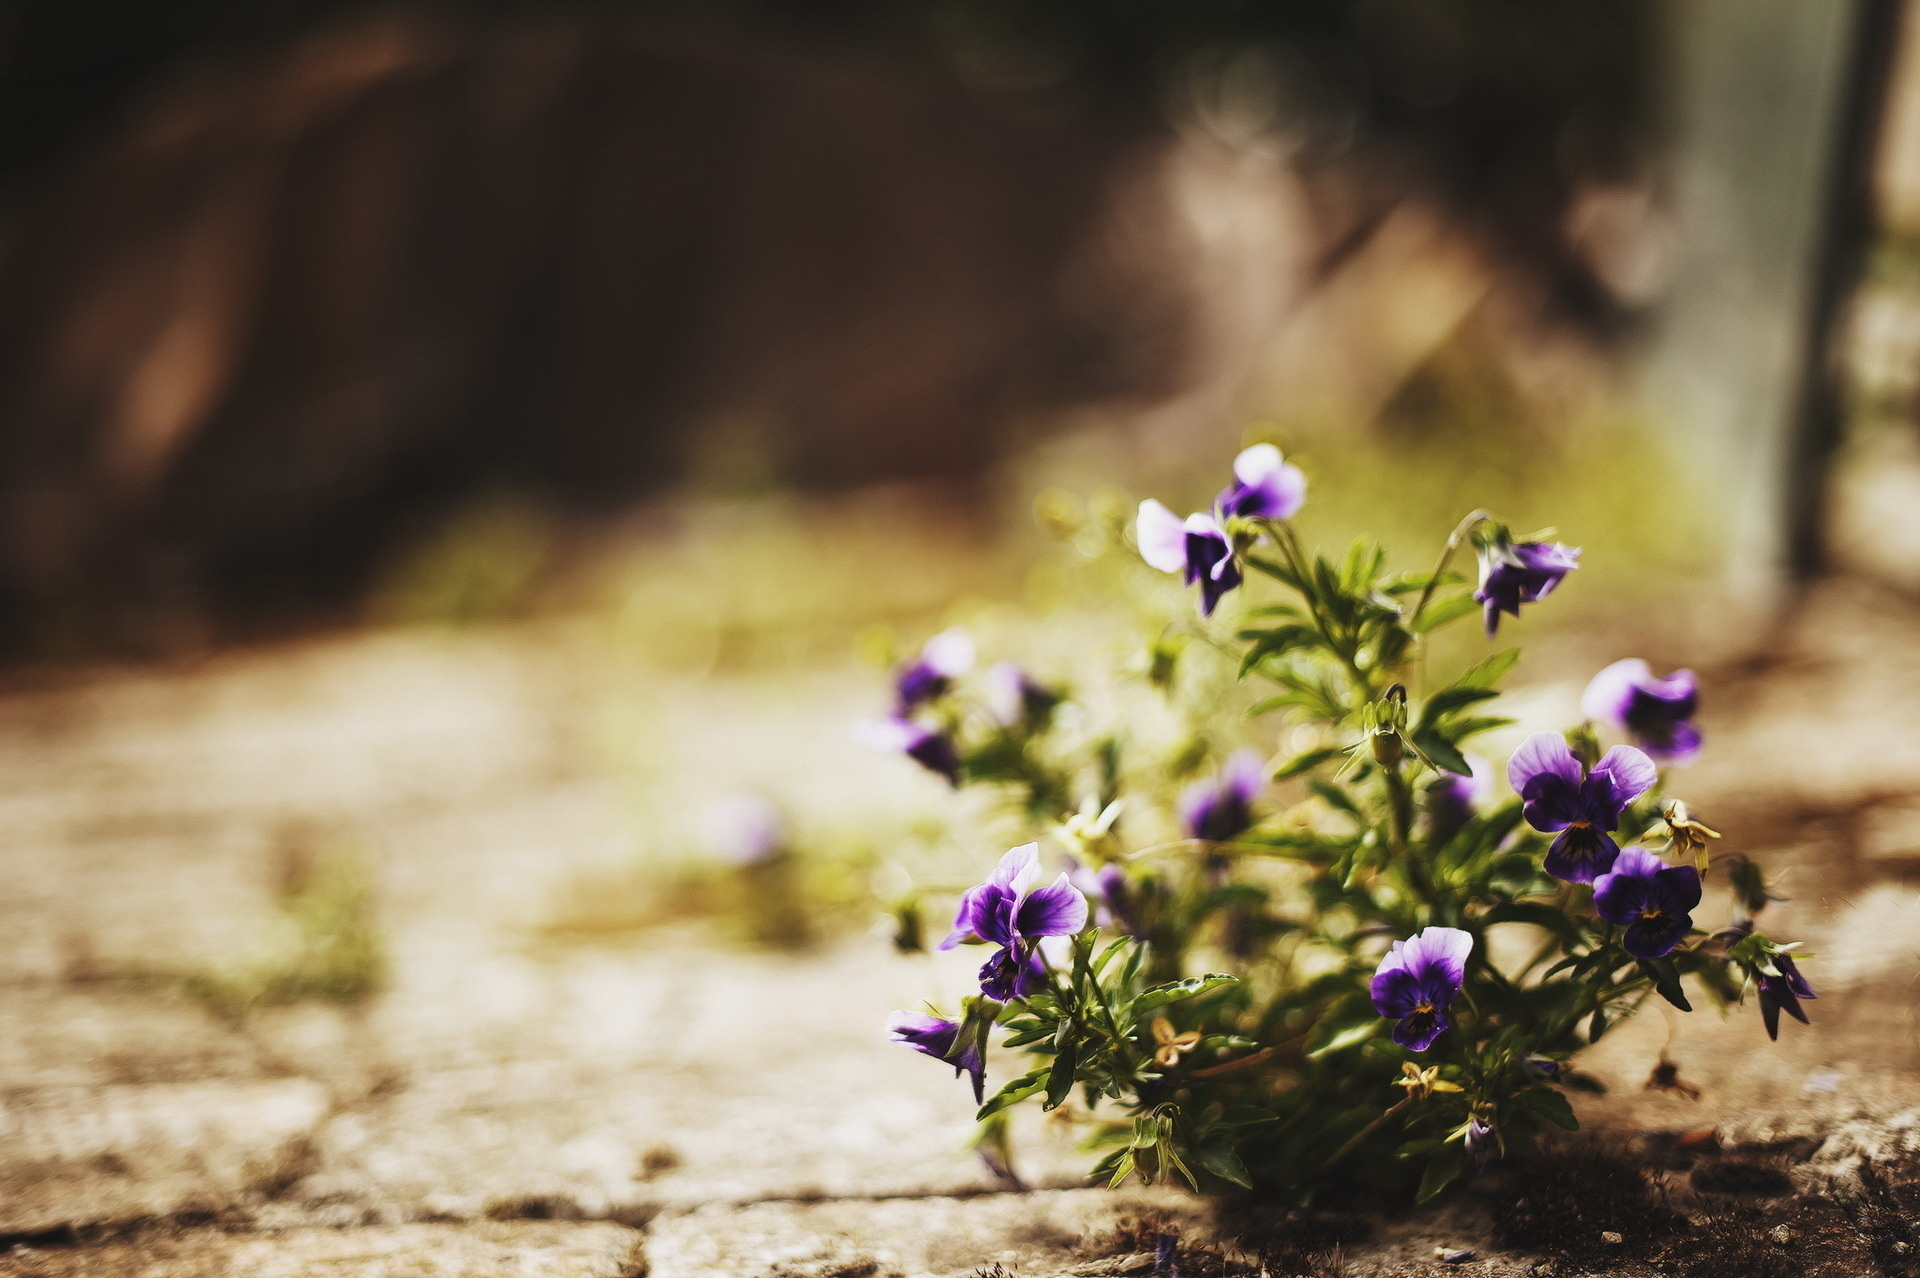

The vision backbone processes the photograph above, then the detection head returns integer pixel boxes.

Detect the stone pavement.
[2,583,1920,1274]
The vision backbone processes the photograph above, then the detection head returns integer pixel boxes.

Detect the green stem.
[1408,509,1492,632]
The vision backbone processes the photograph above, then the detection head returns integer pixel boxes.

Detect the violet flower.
[1581,658,1702,765]
[886,1010,986,1104]
[1068,859,1142,937]
[1592,846,1701,959]
[1370,926,1473,1051]
[1137,501,1242,617]
[985,661,1059,729]
[894,629,975,712]
[940,843,1088,1000]
[1180,749,1265,843]
[1507,732,1656,883]
[1757,952,1816,1041]
[1464,1117,1495,1171]
[1474,541,1580,636]
[858,717,962,785]
[1215,444,1307,520]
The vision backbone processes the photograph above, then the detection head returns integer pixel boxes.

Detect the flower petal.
[1400,925,1473,988]
[1015,874,1090,938]
[1370,964,1422,1018]
[921,628,976,678]
[988,843,1041,894]
[1136,500,1189,573]
[1508,733,1584,830]
[1589,745,1657,813]
[1233,443,1286,488]
[1543,826,1619,883]
[1580,658,1651,728]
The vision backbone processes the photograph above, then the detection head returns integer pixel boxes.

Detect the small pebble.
[1600,1230,1624,1245]
[1437,1247,1476,1264]
[1769,1225,1795,1245]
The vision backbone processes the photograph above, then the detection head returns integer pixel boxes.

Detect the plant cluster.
[877,445,1812,1203]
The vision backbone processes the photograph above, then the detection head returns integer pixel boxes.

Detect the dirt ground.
[3,578,1920,1277]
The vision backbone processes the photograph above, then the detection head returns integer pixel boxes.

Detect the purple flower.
[1180,749,1265,843]
[858,717,962,785]
[1507,733,1656,883]
[1370,926,1473,1051]
[1137,501,1242,617]
[1425,754,1490,842]
[1592,846,1701,959]
[985,662,1059,728]
[894,629,975,712]
[887,1011,986,1104]
[1757,952,1816,1041]
[1068,859,1142,937]
[1581,659,1702,765]
[1215,444,1307,520]
[940,843,1088,1000]
[1474,541,1580,636]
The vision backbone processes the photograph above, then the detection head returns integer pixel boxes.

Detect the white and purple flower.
[893,628,975,713]
[1756,952,1816,1041]
[940,843,1088,1001]
[1473,540,1580,636]
[1581,659,1702,765]
[1425,754,1490,842]
[1214,443,1307,521]
[1507,732,1656,883]
[859,716,962,786]
[1592,846,1701,959]
[1179,749,1266,844]
[1137,446,1306,617]
[887,1011,986,1103]
[984,662,1059,729]
[1370,926,1473,1051]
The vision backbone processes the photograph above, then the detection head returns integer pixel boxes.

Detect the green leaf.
[1132,973,1237,1015]
[976,1069,1048,1120]
[1308,779,1361,816]
[1479,901,1583,944]
[1514,1087,1580,1131]
[1106,1149,1138,1189]
[1637,957,1692,1011]
[1409,592,1479,634]
[1457,648,1521,689]
[1416,1152,1466,1203]
[1000,1025,1053,1047]
[1044,1041,1079,1110]
[1272,746,1344,780]
[1195,1142,1253,1189]
[1417,686,1500,726]
[1092,937,1131,976]
[1412,732,1471,777]
[1305,1017,1381,1059]
[1239,625,1323,675]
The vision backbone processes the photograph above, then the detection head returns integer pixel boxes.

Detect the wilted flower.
[985,661,1060,728]
[894,629,975,712]
[1371,926,1473,1051]
[1151,1016,1202,1067]
[940,843,1088,1000]
[1474,539,1580,635]
[1425,755,1490,842]
[1393,1061,1464,1100]
[1180,749,1265,843]
[1592,846,1701,959]
[1581,659,1702,764]
[699,794,788,867]
[1215,444,1307,521]
[1757,951,1816,1041]
[1464,1117,1496,1170]
[1137,501,1242,617]
[1507,733,1656,883]
[1655,799,1721,872]
[887,1011,986,1103]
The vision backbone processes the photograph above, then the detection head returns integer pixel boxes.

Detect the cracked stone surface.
[3,583,1920,1272]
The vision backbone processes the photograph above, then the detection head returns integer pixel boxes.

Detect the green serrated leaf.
[1416,1151,1467,1203]
[1195,1142,1253,1189]
[1132,973,1237,1014]
[1416,686,1500,726]
[1457,648,1521,689]
[1637,957,1692,1011]
[1413,732,1471,777]
[1273,746,1344,780]
[1305,1018,1381,1058]
[1044,1041,1079,1110]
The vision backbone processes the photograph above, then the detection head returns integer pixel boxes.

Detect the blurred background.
[6,1,1920,1270]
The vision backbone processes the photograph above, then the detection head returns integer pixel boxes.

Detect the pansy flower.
[1137,501,1242,616]
[1068,859,1143,938]
[1507,732,1656,883]
[1581,658,1702,764]
[1474,540,1580,635]
[1214,444,1307,520]
[985,661,1059,729]
[940,843,1088,1000]
[1180,749,1265,843]
[894,629,975,712]
[1370,926,1473,1051]
[886,1011,986,1103]
[1756,952,1816,1041]
[1592,846,1701,958]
